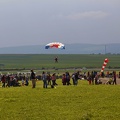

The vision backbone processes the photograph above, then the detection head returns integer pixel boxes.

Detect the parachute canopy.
[45,42,65,49]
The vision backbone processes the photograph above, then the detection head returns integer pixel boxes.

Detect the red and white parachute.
[101,58,109,72]
[45,42,65,49]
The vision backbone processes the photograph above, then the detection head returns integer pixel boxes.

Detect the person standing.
[31,70,36,88]
[6,75,10,87]
[47,73,51,85]
[113,71,117,85]
[42,71,47,88]
[74,71,79,85]
[65,72,71,85]
[72,73,75,85]
[1,75,6,87]
[91,71,95,84]
[87,71,92,85]
[51,73,56,86]
[95,74,99,85]
[62,74,66,85]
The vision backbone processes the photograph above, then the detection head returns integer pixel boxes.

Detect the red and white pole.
[101,58,109,72]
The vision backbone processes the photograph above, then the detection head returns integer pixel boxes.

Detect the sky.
[0,0,120,48]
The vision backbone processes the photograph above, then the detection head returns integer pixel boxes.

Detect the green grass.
[0,54,120,75]
[0,54,120,69]
[0,80,120,120]
[0,54,120,119]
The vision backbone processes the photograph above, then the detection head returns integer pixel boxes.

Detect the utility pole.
[105,45,106,55]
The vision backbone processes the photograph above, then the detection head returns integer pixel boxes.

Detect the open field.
[0,80,120,120]
[0,54,120,120]
[0,54,120,74]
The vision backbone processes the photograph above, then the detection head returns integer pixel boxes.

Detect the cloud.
[64,11,109,20]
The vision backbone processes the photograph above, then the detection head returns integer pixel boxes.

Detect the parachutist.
[54,57,58,63]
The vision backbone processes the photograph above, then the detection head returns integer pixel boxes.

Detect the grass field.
[0,54,120,120]
[0,80,120,120]
[0,54,120,75]
[0,54,120,69]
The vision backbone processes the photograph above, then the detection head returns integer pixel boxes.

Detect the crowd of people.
[35,70,120,88]
[0,74,29,88]
[1,70,120,88]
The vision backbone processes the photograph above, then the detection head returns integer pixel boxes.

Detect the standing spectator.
[95,74,99,85]
[42,71,47,88]
[62,74,66,85]
[91,71,95,84]
[113,71,117,85]
[47,73,51,85]
[87,72,92,85]
[6,75,10,87]
[31,70,36,88]
[13,77,16,86]
[119,72,120,78]
[101,72,104,78]
[65,72,71,85]
[72,73,75,85]
[51,73,57,86]
[88,75,92,85]
[74,71,79,85]
[10,76,14,86]
[1,75,6,87]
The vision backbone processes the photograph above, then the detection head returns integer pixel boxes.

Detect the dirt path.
[99,77,120,85]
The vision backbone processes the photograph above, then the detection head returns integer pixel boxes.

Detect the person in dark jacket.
[113,71,117,85]
[74,71,79,85]
[31,70,36,88]
[1,75,6,87]
[42,71,47,88]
